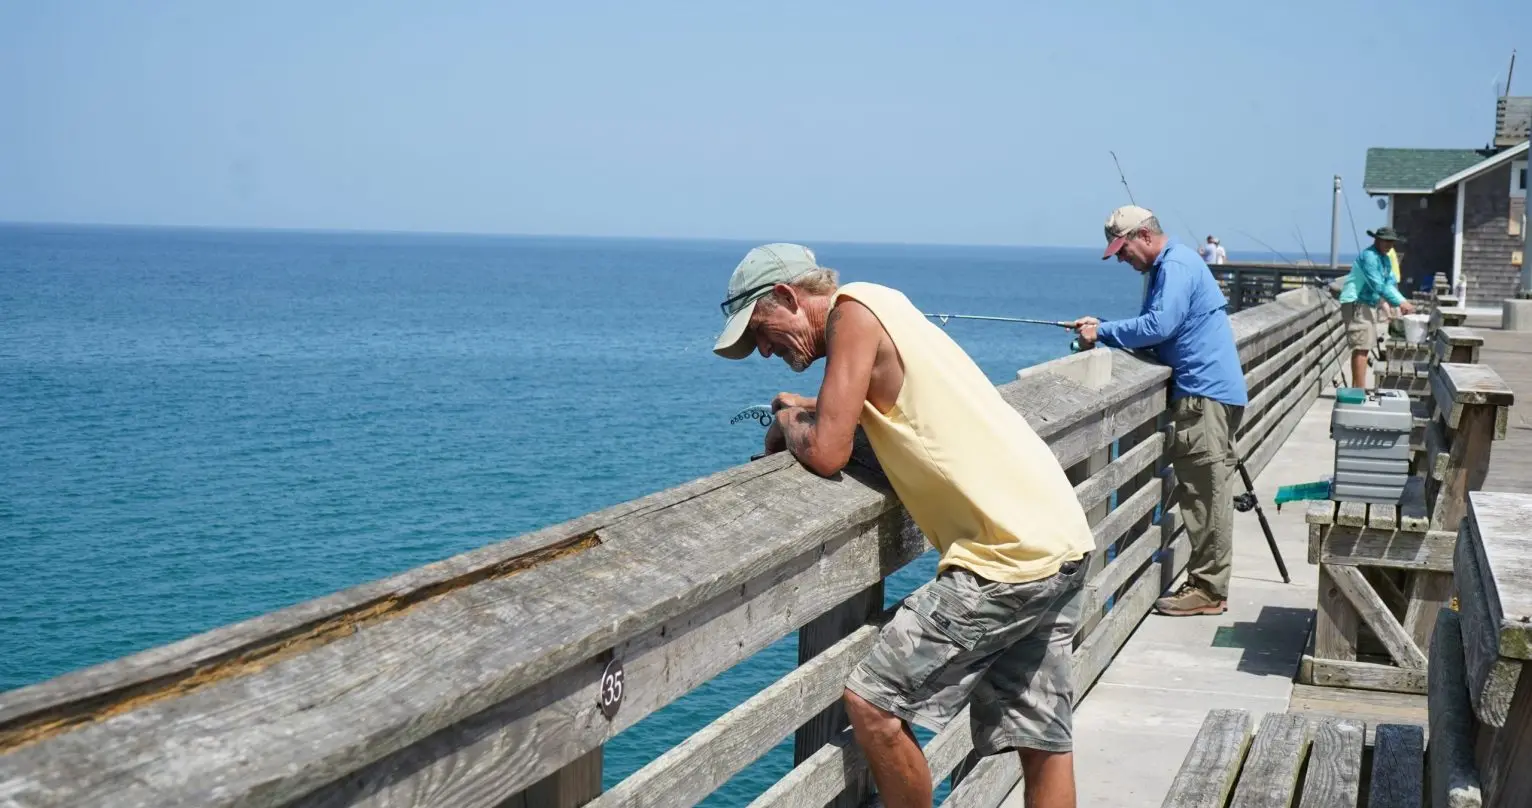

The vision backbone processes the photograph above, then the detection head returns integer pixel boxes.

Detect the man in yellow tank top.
[713,243,1095,808]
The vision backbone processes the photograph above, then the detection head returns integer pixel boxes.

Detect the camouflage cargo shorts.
[846,558,1087,754]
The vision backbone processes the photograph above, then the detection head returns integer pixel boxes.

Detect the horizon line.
[0,217,1319,256]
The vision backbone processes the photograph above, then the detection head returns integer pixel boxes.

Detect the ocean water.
[0,224,1141,803]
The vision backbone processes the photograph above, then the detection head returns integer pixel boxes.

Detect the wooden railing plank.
[1071,560,1162,700]
[592,624,881,808]
[937,751,1021,808]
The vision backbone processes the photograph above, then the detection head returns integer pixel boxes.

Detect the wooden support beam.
[792,583,882,808]
[1327,564,1427,670]
[1317,564,1361,662]
[1299,656,1428,694]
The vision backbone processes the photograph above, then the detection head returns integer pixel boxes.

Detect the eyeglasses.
[719,282,777,317]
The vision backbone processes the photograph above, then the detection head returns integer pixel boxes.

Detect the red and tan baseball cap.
[1102,205,1155,260]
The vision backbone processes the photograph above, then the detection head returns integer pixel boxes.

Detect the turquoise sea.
[1,224,1146,803]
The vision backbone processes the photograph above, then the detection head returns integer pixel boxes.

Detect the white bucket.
[1401,313,1429,344]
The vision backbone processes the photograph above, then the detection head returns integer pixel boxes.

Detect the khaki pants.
[1171,396,1244,600]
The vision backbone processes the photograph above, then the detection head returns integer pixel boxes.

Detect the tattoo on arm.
[784,408,818,458]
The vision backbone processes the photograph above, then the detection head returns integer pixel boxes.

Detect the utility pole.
[1329,176,1342,268]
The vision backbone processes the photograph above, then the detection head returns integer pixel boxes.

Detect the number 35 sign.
[599,658,625,719]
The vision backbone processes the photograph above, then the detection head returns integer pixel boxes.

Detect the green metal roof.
[1363,148,1488,193]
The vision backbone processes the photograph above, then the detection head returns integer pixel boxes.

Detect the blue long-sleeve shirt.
[1337,245,1406,307]
[1096,241,1249,406]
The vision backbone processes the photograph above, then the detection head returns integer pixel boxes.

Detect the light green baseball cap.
[713,243,822,359]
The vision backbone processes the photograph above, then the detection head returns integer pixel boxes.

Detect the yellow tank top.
[832,282,1094,584]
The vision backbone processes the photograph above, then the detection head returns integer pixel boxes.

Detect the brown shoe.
[1154,583,1227,616]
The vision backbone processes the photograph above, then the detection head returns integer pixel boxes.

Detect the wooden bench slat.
[1229,712,1310,808]
[1338,501,1368,528]
[1306,499,1338,527]
[1160,709,1252,808]
[1428,609,1484,808]
[1367,724,1424,808]
[1299,718,1364,808]
[1398,477,1429,533]
[1367,504,1399,531]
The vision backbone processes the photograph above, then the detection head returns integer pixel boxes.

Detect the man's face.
[747,286,821,372]
[1375,237,1395,254]
[1114,230,1157,272]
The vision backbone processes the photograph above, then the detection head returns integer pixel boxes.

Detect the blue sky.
[1,1,1525,250]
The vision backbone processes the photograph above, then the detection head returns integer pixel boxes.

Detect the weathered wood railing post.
[794,580,882,807]
[1429,492,1532,808]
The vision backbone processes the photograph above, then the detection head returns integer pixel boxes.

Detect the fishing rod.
[1110,150,1136,206]
[923,312,1075,329]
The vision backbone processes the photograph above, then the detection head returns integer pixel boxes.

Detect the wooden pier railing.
[0,288,1344,808]
[1209,262,1349,313]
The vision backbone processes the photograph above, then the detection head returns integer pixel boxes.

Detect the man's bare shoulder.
[828,295,882,337]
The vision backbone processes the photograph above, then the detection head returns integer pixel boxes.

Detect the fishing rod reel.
[730,404,774,428]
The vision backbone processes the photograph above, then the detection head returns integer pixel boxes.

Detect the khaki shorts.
[1342,302,1380,352]
[846,560,1086,754]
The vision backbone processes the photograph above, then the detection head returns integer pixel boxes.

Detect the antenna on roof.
[1507,49,1517,96]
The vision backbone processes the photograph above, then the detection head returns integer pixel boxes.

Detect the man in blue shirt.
[1338,227,1414,388]
[1073,205,1249,616]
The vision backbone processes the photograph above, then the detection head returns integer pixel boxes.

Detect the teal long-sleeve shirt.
[1338,246,1406,307]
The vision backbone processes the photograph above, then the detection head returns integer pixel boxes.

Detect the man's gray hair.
[788,268,839,295]
[756,268,840,310]
[1137,217,1164,236]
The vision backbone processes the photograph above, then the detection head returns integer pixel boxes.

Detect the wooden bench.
[1427,492,1532,808]
[1161,709,1424,807]
[1379,325,1482,402]
[1302,363,1514,695]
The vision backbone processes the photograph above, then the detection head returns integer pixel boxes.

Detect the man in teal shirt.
[1339,227,1414,388]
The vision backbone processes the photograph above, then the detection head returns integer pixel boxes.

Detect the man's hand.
[1398,300,1415,315]
[1071,316,1100,346]
[1378,301,1394,319]
[763,418,787,455]
[771,392,816,413]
